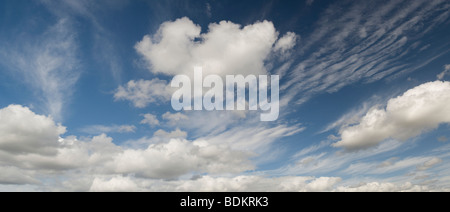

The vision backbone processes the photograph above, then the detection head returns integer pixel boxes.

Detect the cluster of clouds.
[115,17,297,111]
[1,90,449,191]
[0,104,301,190]
[2,0,450,191]
[0,103,373,192]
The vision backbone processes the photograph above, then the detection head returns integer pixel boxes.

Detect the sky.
[0,0,449,191]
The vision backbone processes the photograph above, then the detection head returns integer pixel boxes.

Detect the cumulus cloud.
[114,79,172,108]
[112,138,254,179]
[0,105,256,185]
[140,113,160,127]
[333,81,450,151]
[0,105,66,156]
[0,104,445,192]
[0,106,115,182]
[0,105,268,181]
[135,17,296,77]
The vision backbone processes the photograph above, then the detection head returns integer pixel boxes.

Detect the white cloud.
[90,176,140,192]
[437,64,450,80]
[282,0,450,105]
[273,32,298,57]
[0,105,66,156]
[135,17,296,77]
[333,81,450,151]
[153,128,187,139]
[0,167,39,185]
[417,157,442,171]
[84,174,450,191]
[79,125,136,134]
[279,139,404,176]
[114,79,172,108]
[0,103,446,191]
[88,175,341,192]
[0,19,80,120]
[321,98,381,133]
[162,112,189,125]
[112,138,254,179]
[162,111,237,136]
[0,105,301,186]
[343,156,440,175]
[140,113,160,127]
[203,123,304,154]
[206,2,212,18]
[335,182,429,192]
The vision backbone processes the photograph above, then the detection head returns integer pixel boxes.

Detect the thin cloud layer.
[0,19,80,120]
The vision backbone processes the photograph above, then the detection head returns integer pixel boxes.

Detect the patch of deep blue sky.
[0,0,449,166]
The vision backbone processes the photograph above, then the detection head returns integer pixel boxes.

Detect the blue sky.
[0,0,449,191]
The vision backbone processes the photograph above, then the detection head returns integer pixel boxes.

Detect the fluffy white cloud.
[0,105,269,185]
[0,105,66,156]
[112,138,254,179]
[140,113,160,127]
[135,17,296,77]
[333,81,450,150]
[114,79,172,108]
